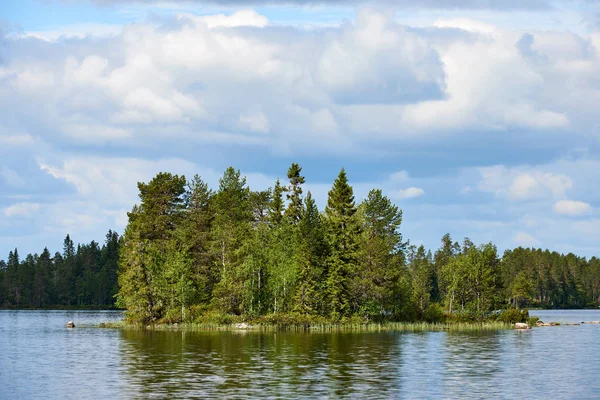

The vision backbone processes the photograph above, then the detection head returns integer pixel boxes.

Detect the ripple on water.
[2,310,600,399]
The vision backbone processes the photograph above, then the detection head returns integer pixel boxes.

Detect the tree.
[293,192,327,315]
[33,248,53,307]
[410,245,433,318]
[511,271,534,308]
[354,189,406,320]
[210,167,251,314]
[269,179,285,226]
[324,168,360,319]
[181,175,214,305]
[284,163,305,224]
[117,172,187,324]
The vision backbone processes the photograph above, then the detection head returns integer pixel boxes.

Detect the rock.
[582,321,600,324]
[515,322,531,330]
[99,323,106,328]
[66,321,75,328]
[536,320,545,327]
[233,323,250,329]
[566,323,580,326]
[550,322,560,326]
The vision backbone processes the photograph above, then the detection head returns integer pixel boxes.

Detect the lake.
[1,310,599,399]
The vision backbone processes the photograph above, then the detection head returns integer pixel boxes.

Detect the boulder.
[66,321,75,328]
[582,321,600,324]
[515,322,531,330]
[233,322,249,329]
[566,323,580,326]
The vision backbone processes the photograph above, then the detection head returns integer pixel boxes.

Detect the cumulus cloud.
[90,0,552,10]
[0,133,36,147]
[1,8,591,157]
[395,187,425,199]
[553,200,592,216]
[514,231,541,247]
[479,166,573,200]
[3,203,41,218]
[2,6,600,257]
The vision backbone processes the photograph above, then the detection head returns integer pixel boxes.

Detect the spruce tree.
[181,175,214,305]
[284,163,305,224]
[293,192,327,315]
[324,168,360,319]
[210,167,251,314]
[269,179,285,226]
[355,189,406,320]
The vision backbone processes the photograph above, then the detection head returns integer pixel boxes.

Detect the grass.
[88,320,513,332]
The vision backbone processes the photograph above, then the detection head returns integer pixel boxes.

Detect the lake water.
[1,310,599,399]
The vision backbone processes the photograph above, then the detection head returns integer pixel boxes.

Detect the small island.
[2,164,599,331]
[110,164,600,330]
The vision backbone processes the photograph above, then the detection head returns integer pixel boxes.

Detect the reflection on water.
[119,330,406,398]
[1,310,600,399]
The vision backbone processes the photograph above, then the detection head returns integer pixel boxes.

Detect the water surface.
[1,310,599,399]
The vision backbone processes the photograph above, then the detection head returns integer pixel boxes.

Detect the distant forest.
[1,164,600,321]
[0,231,120,308]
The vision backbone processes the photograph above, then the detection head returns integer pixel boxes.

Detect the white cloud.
[181,10,270,29]
[514,231,541,247]
[25,23,123,41]
[239,111,270,134]
[553,200,592,216]
[0,134,36,147]
[3,203,41,218]
[3,7,600,258]
[395,187,425,199]
[479,166,572,200]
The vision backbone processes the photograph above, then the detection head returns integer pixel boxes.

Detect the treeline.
[0,231,120,308]
[116,164,600,325]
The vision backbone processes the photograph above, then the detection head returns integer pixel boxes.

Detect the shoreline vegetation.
[87,320,515,332]
[3,163,600,328]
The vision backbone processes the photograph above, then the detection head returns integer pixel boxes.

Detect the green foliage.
[423,303,445,323]
[324,168,360,320]
[497,308,529,323]
[284,163,306,224]
[7,164,600,330]
[0,231,119,309]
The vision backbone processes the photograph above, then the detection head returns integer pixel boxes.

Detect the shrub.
[423,303,445,323]
[498,308,529,323]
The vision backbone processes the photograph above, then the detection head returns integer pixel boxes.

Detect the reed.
[91,320,512,332]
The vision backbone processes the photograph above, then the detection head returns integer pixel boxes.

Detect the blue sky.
[1,0,600,258]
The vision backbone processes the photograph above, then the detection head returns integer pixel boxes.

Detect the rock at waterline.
[582,321,600,324]
[66,321,75,328]
[515,322,531,330]
[536,321,560,327]
[233,323,250,330]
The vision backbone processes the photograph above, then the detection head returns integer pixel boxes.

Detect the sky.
[1,0,600,258]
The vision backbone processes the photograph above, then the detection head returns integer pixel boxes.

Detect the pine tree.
[117,173,187,324]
